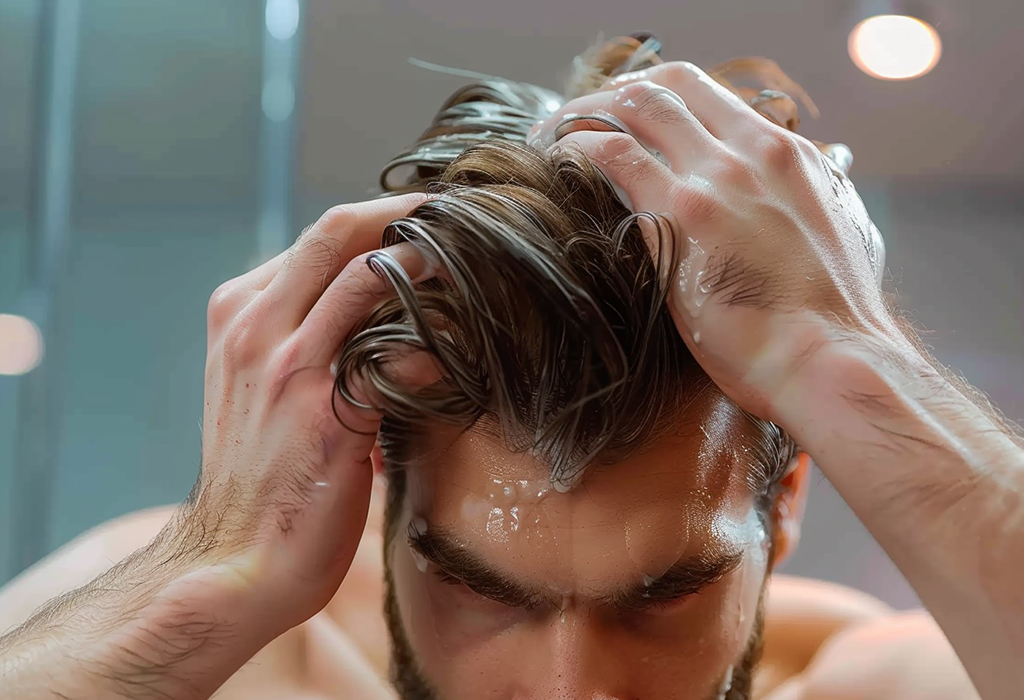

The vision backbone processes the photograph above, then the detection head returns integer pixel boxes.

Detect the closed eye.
[409,531,545,610]
[431,567,544,611]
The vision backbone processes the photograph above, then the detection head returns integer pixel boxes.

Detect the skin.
[531,62,1024,696]
[0,475,979,700]
[0,60,1017,699]
[386,398,782,700]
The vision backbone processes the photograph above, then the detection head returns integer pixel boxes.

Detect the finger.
[241,248,291,293]
[206,248,291,342]
[261,193,428,329]
[297,240,438,366]
[530,82,715,165]
[599,61,764,140]
[546,81,719,174]
[555,129,678,214]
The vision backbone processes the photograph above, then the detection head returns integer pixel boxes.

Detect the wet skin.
[386,390,797,699]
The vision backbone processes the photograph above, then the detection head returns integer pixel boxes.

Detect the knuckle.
[719,153,760,190]
[633,90,688,125]
[267,338,303,387]
[342,253,386,300]
[590,131,645,166]
[655,61,713,93]
[207,281,243,330]
[617,80,683,115]
[283,206,353,265]
[220,312,262,372]
[297,236,345,273]
[762,128,811,171]
[655,61,697,87]
[319,204,355,233]
[673,185,719,225]
[615,81,657,108]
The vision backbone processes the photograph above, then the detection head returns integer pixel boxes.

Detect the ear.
[770,452,812,569]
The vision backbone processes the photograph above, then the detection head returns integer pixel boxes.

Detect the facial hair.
[383,562,767,700]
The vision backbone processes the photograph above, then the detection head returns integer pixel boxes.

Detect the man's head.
[336,35,815,700]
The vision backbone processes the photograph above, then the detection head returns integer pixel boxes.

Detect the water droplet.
[410,548,429,574]
[716,665,734,700]
[486,508,506,541]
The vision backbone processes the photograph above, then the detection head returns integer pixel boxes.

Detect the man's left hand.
[530,61,903,424]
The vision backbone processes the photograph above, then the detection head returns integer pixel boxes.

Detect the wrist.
[0,539,279,700]
[769,321,934,442]
[767,316,1024,699]
[86,562,273,699]
[767,317,1024,581]
[739,308,925,429]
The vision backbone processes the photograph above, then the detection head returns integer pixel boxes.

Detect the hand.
[170,193,431,630]
[533,65,1024,698]
[0,195,436,700]
[530,61,905,422]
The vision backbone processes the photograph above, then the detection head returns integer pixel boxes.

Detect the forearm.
[774,328,1024,699]
[0,538,273,700]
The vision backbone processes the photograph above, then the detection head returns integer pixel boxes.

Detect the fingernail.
[553,111,629,142]
[822,142,854,176]
[530,113,576,149]
[377,241,442,284]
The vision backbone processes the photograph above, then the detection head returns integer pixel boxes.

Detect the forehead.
[401,391,764,589]
[409,389,757,500]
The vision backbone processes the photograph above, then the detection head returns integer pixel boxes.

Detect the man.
[1,58,1021,700]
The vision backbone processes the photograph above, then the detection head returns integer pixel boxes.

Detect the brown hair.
[336,35,805,536]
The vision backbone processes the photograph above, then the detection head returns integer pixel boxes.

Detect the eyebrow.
[408,526,551,609]
[604,549,744,612]
[407,526,743,613]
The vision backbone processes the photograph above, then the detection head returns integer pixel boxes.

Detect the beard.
[382,562,767,700]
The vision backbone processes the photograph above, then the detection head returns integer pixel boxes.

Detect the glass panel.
[0,0,42,584]
[1,0,267,584]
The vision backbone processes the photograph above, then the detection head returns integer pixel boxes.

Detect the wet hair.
[336,35,808,535]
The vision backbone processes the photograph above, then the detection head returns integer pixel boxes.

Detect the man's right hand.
[0,194,430,700]
[171,193,431,627]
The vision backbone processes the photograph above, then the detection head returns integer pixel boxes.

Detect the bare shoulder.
[759,578,978,700]
[0,504,179,634]
[757,574,893,691]
[788,610,979,700]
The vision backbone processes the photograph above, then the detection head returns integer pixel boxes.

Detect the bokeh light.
[0,314,45,376]
[849,14,942,80]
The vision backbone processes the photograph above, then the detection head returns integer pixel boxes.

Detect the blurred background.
[0,0,1021,607]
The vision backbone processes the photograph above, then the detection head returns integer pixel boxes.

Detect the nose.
[532,609,630,700]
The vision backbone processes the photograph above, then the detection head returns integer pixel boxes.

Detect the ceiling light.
[849,14,942,80]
